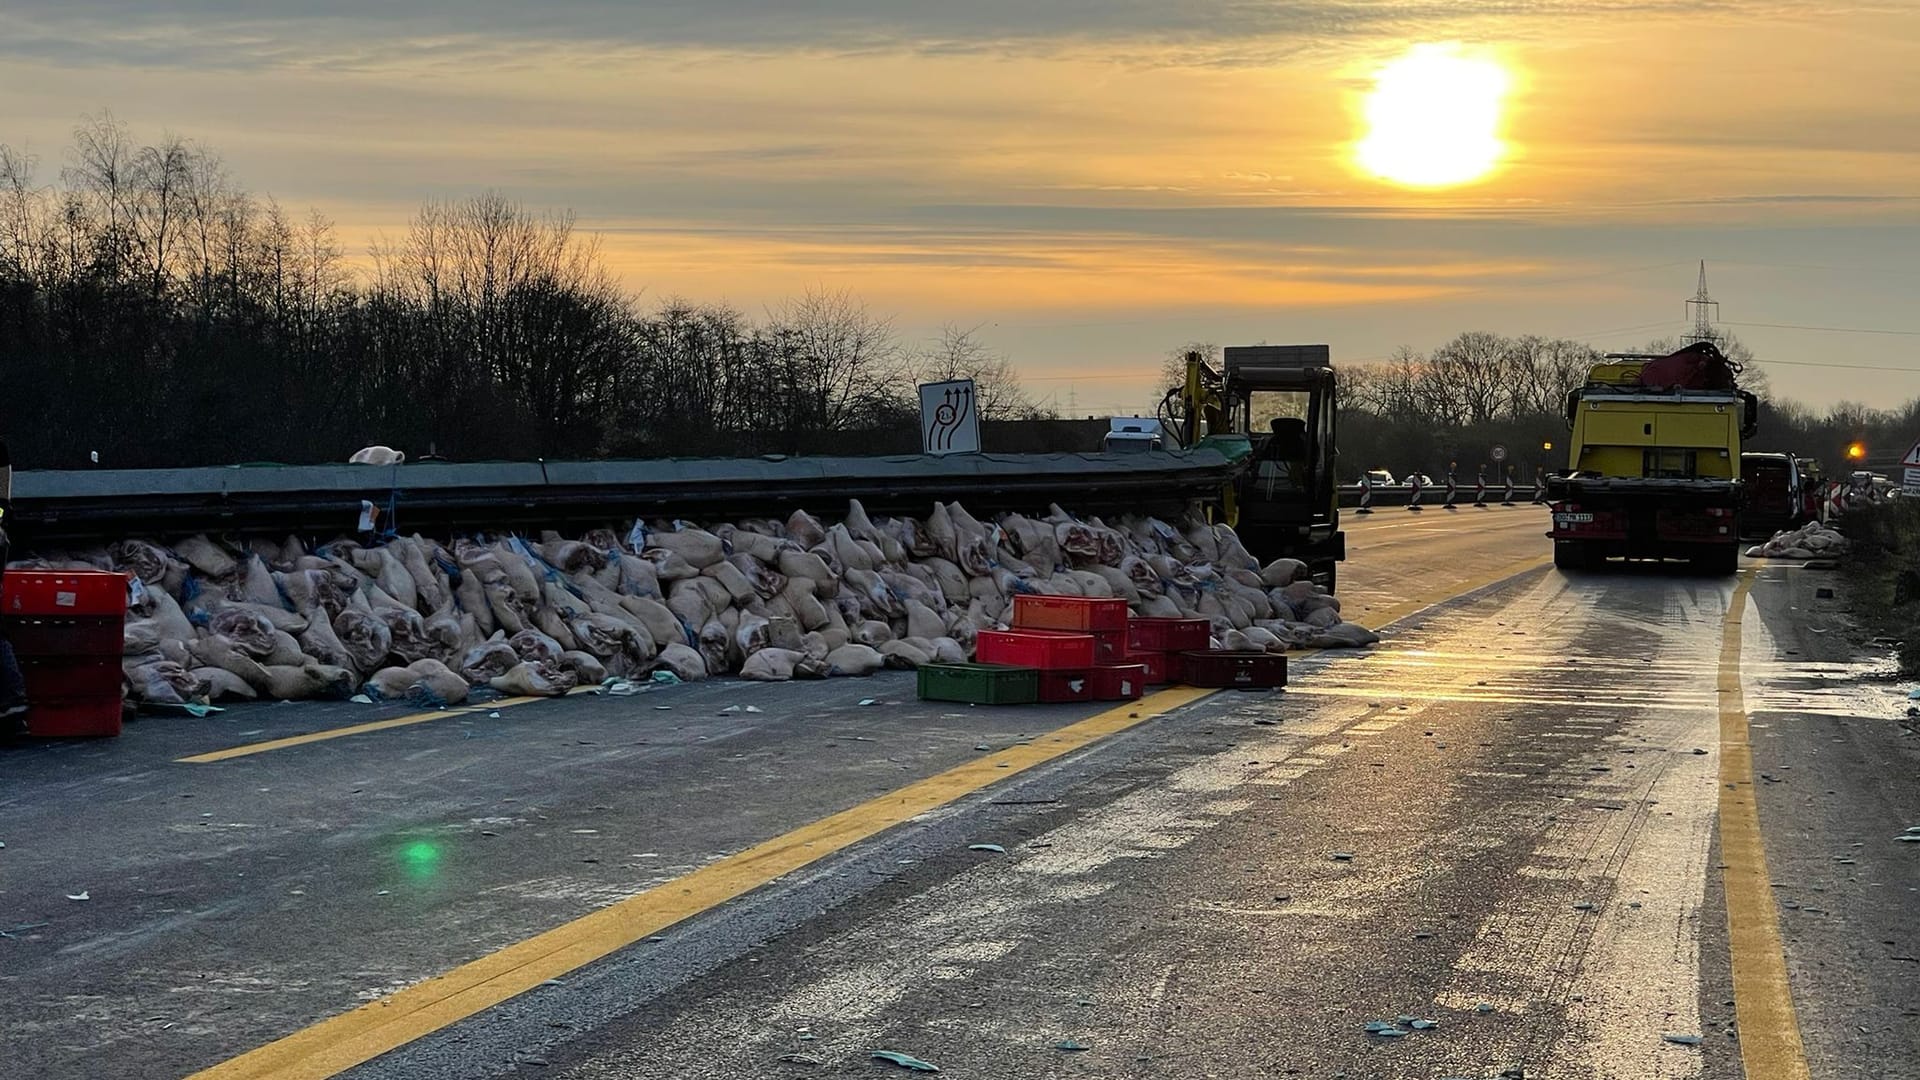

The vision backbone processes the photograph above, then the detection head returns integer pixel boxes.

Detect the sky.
[3,1,1919,417]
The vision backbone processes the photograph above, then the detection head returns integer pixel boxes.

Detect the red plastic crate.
[1011,595,1131,632]
[976,629,1097,670]
[1091,663,1147,701]
[1091,628,1126,662]
[1129,650,1172,685]
[1127,617,1210,653]
[1179,650,1287,690]
[26,697,125,738]
[19,655,123,700]
[1037,669,1096,703]
[3,615,126,657]
[1,570,130,617]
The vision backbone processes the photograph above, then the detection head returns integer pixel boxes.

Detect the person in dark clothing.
[0,436,26,734]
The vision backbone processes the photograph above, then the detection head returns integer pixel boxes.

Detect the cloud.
[0,1,1869,71]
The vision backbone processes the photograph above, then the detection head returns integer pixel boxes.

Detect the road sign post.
[1903,438,1920,494]
[919,380,981,456]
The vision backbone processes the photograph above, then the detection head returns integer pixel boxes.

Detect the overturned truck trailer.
[9,450,1244,547]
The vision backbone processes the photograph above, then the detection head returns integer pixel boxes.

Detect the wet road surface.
[3,504,1916,1079]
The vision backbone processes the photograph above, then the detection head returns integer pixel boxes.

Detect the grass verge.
[1838,501,1920,674]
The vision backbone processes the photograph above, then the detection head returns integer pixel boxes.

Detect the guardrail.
[1340,484,1544,509]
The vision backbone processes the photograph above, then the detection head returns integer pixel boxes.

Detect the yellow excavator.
[1159,345,1346,591]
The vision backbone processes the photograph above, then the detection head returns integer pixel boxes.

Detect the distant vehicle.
[1362,469,1396,487]
[1102,417,1165,453]
[1739,452,1805,538]
[1795,457,1825,521]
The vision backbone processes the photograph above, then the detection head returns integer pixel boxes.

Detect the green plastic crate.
[917,663,1040,705]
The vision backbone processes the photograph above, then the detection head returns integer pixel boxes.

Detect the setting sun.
[1356,44,1512,187]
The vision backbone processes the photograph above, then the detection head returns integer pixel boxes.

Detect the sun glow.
[1356,44,1512,187]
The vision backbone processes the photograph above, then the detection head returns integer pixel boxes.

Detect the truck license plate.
[1555,513,1594,525]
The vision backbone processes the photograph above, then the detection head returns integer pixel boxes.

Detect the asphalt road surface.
[3,503,1916,1080]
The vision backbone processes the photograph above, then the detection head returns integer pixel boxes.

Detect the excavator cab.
[1225,346,1344,590]
[1161,345,1345,590]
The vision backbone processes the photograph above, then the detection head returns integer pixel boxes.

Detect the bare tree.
[766,288,912,438]
[916,324,1050,421]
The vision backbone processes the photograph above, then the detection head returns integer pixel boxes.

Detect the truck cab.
[1547,342,1757,575]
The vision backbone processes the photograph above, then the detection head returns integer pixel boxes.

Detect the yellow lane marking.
[187,686,1216,1080]
[176,697,544,763]
[1717,570,1811,1080]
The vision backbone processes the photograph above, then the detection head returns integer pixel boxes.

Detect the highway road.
[3,503,1917,1080]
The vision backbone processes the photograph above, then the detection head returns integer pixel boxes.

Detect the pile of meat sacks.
[1746,521,1849,560]
[14,501,1378,708]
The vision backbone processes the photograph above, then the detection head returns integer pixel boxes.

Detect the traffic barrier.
[1532,468,1549,505]
[1442,467,1459,511]
[1336,485,1540,508]
[1501,470,1516,506]
[1356,475,1374,514]
[1406,473,1426,511]
[1473,467,1489,508]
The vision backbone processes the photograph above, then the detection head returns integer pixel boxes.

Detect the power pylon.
[1683,260,1720,346]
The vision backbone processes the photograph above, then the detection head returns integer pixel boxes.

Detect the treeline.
[1335,333,1607,481]
[0,117,1047,470]
[1334,331,1917,481]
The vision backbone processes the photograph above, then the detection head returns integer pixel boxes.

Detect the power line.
[1713,258,1920,280]
[1721,319,1920,337]
[1745,357,1920,374]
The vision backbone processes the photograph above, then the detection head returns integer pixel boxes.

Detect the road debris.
[85,505,1381,708]
[1747,522,1848,560]
[777,1053,824,1065]
[1364,1021,1409,1037]
[65,891,89,901]
[1054,1040,1091,1051]
[870,1050,940,1072]
[1331,852,1355,861]
[1661,1033,1704,1046]
[968,843,1007,854]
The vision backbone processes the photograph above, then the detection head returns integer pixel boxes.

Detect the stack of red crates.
[976,596,1146,703]
[2,570,131,737]
[968,595,1287,701]
[1124,616,1211,684]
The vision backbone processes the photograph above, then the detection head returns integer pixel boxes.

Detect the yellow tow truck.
[1545,342,1757,575]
